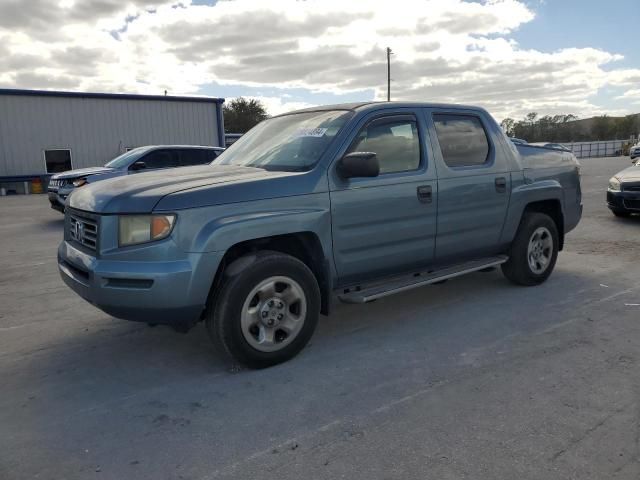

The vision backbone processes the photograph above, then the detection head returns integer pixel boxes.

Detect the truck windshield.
[104,148,144,169]
[217,110,352,172]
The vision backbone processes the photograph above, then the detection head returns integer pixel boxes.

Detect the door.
[329,111,438,286]
[427,110,511,263]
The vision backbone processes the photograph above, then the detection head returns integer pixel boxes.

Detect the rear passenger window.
[178,149,219,166]
[433,114,490,168]
[348,116,420,174]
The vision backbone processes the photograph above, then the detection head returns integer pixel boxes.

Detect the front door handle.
[417,185,432,203]
[495,177,507,193]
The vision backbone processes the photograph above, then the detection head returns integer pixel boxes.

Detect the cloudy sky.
[0,0,639,120]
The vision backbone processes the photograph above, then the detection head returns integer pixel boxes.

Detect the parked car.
[47,145,224,212]
[58,102,582,368]
[629,142,640,160]
[607,158,640,217]
[530,142,572,152]
[509,137,528,145]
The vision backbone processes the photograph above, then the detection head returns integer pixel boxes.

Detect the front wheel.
[502,212,559,286]
[206,251,320,369]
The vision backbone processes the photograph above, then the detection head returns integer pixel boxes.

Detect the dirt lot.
[1,156,640,480]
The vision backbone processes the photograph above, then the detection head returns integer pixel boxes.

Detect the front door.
[329,110,438,286]
[426,109,511,263]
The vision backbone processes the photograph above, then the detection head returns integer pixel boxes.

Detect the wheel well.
[208,232,331,316]
[523,200,565,250]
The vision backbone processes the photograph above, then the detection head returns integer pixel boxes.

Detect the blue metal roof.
[0,88,224,104]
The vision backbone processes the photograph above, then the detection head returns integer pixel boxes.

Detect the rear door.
[426,109,511,263]
[329,109,438,286]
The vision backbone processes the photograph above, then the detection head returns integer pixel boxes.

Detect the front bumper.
[58,240,223,328]
[607,190,640,212]
[47,188,73,212]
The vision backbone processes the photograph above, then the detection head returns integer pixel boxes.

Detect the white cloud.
[0,0,638,119]
[247,97,317,116]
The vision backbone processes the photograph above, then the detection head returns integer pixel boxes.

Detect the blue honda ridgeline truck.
[58,102,582,368]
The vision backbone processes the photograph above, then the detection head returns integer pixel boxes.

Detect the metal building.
[0,89,225,182]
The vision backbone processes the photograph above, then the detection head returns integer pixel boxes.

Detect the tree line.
[500,113,640,143]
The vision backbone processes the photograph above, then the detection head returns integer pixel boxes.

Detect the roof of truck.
[276,101,486,117]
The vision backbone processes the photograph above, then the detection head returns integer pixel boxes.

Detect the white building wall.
[0,91,223,176]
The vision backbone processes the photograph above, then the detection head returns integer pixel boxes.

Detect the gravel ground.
[1,156,639,480]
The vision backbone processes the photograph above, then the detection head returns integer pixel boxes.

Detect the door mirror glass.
[130,160,147,171]
[337,152,379,178]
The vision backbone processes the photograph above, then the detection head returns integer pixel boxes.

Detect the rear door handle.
[495,177,507,193]
[417,185,432,203]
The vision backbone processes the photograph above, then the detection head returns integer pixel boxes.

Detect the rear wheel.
[502,212,559,286]
[206,251,320,369]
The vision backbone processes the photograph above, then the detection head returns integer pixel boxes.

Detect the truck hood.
[52,166,115,180]
[68,164,304,213]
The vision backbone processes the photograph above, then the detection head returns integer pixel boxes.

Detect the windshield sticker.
[293,127,328,138]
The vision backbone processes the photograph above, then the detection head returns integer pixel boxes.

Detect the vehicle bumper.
[47,189,71,212]
[58,241,223,329]
[607,190,640,212]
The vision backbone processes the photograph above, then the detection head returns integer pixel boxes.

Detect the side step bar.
[337,255,509,304]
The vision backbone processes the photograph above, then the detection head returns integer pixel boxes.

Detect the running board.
[337,255,509,304]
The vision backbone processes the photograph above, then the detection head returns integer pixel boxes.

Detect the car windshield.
[104,148,144,169]
[216,110,352,172]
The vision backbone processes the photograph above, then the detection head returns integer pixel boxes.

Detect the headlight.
[608,177,621,192]
[118,214,176,247]
[72,178,87,187]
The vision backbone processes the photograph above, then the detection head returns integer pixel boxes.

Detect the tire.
[612,209,631,218]
[502,212,559,286]
[206,251,320,369]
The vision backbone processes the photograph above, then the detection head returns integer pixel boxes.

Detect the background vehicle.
[509,137,528,145]
[629,142,640,160]
[47,145,223,212]
[529,142,572,152]
[58,102,582,368]
[607,159,640,217]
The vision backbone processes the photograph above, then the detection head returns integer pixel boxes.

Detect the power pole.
[386,47,392,101]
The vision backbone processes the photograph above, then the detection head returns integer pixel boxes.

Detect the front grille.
[622,184,640,192]
[623,199,640,210]
[50,179,73,188]
[69,213,99,251]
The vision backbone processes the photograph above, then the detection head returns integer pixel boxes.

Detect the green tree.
[525,112,538,140]
[223,97,269,134]
[614,115,636,139]
[500,118,515,137]
[591,115,612,141]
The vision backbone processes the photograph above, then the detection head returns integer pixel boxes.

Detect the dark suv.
[48,145,224,212]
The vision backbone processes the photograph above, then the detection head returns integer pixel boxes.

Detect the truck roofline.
[273,101,490,118]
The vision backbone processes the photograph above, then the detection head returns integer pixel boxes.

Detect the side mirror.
[337,152,379,179]
[130,160,147,171]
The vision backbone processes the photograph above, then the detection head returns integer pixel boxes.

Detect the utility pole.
[386,47,392,101]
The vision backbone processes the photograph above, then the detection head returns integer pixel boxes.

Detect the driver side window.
[348,116,421,174]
